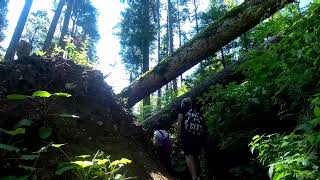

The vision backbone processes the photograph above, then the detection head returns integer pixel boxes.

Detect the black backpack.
[183,107,205,136]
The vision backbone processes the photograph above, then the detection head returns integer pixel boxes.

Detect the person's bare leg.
[185,154,198,180]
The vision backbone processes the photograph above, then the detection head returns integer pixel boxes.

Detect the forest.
[0,0,319,179]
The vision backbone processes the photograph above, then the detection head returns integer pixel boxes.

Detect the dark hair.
[181,97,192,108]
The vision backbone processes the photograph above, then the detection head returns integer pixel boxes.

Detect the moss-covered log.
[119,0,293,108]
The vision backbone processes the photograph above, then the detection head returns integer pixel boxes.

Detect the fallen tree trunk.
[119,0,293,108]
[142,34,283,134]
[142,61,244,133]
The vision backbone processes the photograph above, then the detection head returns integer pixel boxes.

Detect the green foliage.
[6,94,29,100]
[34,50,46,56]
[0,128,26,136]
[23,10,50,50]
[15,119,33,128]
[71,0,100,62]
[0,143,21,152]
[56,150,132,180]
[38,127,53,140]
[249,94,320,180]
[32,90,52,98]
[64,39,93,67]
[193,1,320,177]
[0,91,75,179]
[115,0,156,80]
[0,0,9,42]
[49,38,93,67]
[0,121,47,178]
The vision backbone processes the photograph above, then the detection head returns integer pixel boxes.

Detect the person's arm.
[176,113,183,141]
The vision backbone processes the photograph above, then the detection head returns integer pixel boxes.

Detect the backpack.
[183,107,205,136]
[157,130,172,154]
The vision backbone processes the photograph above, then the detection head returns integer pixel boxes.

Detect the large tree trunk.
[156,0,161,107]
[142,61,244,133]
[142,0,151,110]
[167,0,177,92]
[58,0,74,49]
[119,0,293,108]
[193,0,199,33]
[4,0,33,61]
[177,2,183,86]
[142,34,283,133]
[42,0,65,51]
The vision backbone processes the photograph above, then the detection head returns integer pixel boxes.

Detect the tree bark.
[142,0,151,108]
[156,0,161,108]
[42,0,65,51]
[4,0,33,61]
[167,0,177,92]
[177,2,183,86]
[193,0,199,33]
[119,0,294,108]
[58,0,74,49]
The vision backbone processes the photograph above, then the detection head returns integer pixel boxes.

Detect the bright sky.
[0,0,313,93]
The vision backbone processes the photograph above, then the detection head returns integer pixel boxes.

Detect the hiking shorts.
[181,135,203,156]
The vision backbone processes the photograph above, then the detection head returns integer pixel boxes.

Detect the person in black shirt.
[176,97,206,180]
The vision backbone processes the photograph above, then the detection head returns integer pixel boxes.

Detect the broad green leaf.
[58,113,80,119]
[53,93,72,97]
[6,94,29,100]
[20,155,39,160]
[51,144,66,148]
[252,135,260,140]
[55,165,75,175]
[38,127,52,140]
[71,161,93,168]
[0,143,20,152]
[18,165,36,171]
[0,128,25,136]
[110,158,132,166]
[15,119,33,128]
[94,159,107,165]
[32,91,51,98]
[77,155,91,158]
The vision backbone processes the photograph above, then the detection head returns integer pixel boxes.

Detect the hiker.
[153,129,172,169]
[176,97,207,180]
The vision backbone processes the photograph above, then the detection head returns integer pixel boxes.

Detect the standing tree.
[117,0,155,111]
[4,0,33,61]
[192,0,199,33]
[167,0,177,92]
[42,0,65,51]
[71,0,100,61]
[59,0,74,49]
[0,0,9,43]
[156,0,162,107]
[23,10,50,51]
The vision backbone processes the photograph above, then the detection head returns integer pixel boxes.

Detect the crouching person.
[153,130,172,169]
